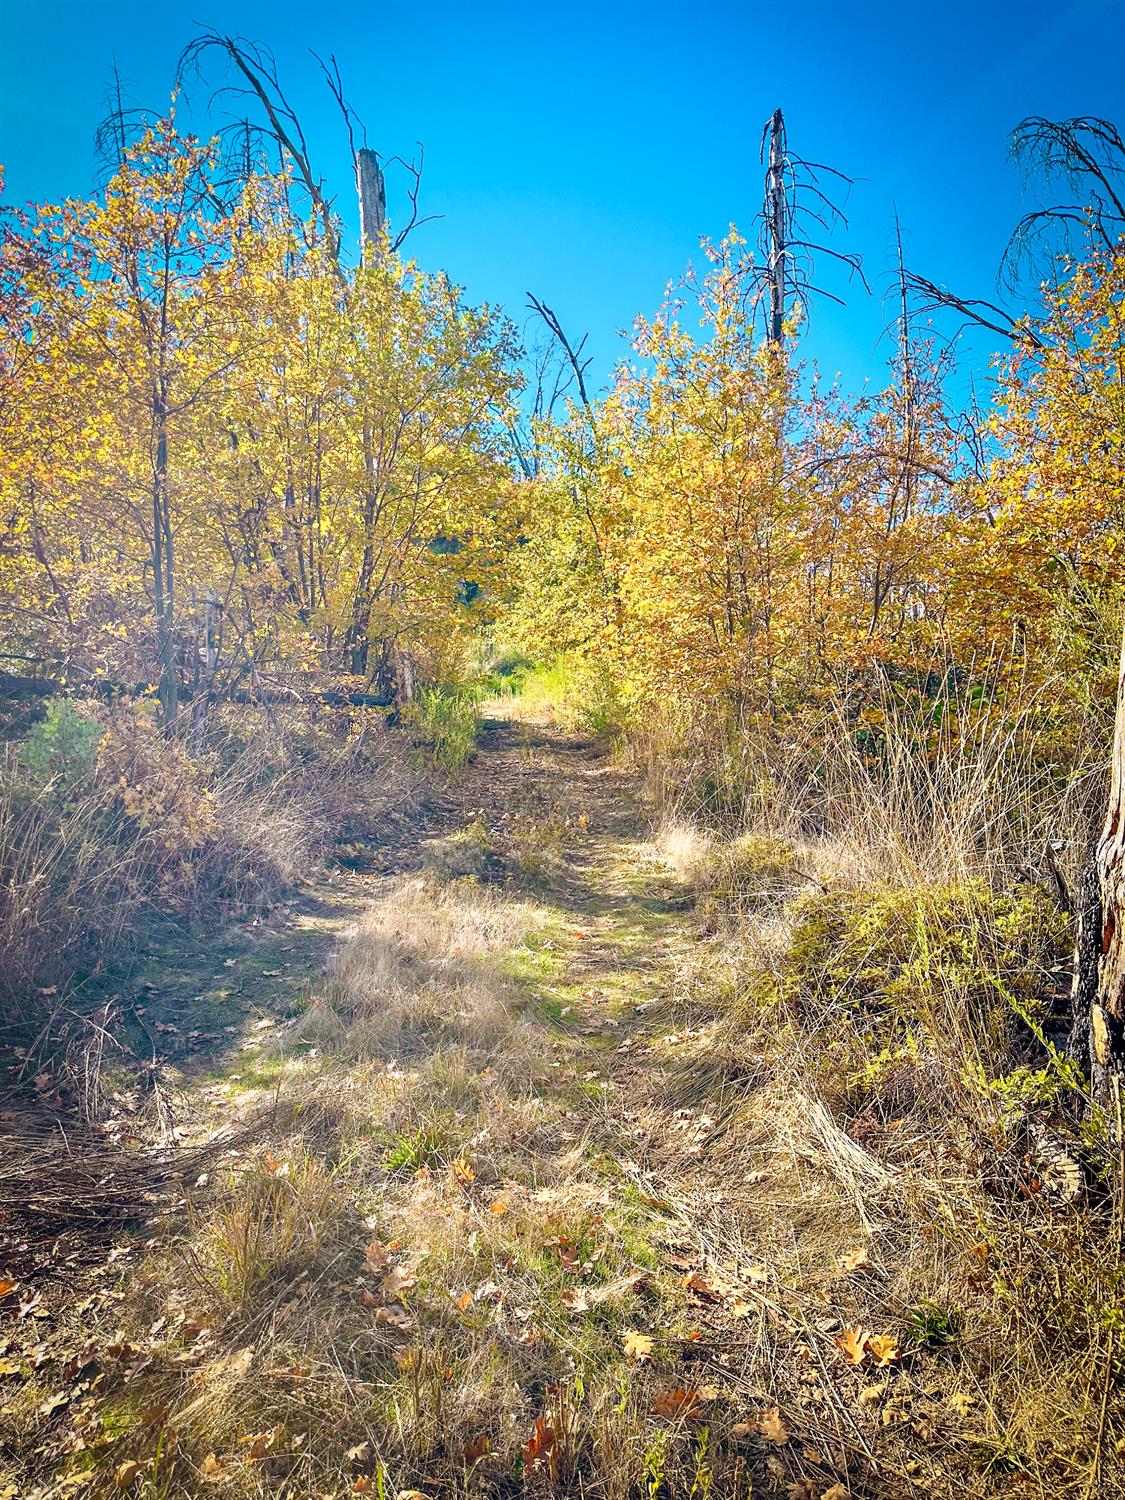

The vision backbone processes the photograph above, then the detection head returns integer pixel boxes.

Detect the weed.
[905,1299,960,1348]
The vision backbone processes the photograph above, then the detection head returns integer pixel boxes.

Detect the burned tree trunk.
[765,108,787,347]
[1072,615,1125,1110]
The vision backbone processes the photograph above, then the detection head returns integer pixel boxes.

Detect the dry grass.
[5,696,1123,1500]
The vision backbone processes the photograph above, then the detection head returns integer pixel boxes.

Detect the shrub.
[406,684,480,772]
[22,701,103,787]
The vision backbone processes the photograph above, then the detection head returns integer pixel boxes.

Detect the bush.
[405,684,481,772]
[476,643,533,698]
[0,699,407,1036]
[781,878,1068,1030]
[22,701,103,787]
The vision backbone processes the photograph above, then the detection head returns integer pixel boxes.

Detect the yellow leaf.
[622,1328,654,1362]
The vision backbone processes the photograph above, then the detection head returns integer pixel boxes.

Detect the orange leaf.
[834,1326,870,1365]
[652,1386,705,1420]
[866,1334,900,1368]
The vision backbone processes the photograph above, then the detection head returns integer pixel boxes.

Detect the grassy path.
[4,708,1042,1500]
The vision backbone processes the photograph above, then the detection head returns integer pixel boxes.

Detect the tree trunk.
[765,109,787,347]
[349,148,387,685]
[152,394,178,727]
[356,148,387,250]
[1072,614,1125,1111]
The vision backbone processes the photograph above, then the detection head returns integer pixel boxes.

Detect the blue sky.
[2,0,1122,400]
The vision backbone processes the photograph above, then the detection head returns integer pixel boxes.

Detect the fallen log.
[0,671,392,709]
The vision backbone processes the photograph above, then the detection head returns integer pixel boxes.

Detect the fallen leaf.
[450,1157,475,1187]
[839,1246,871,1272]
[866,1335,900,1368]
[463,1434,491,1463]
[759,1405,790,1445]
[381,1267,417,1301]
[489,1199,509,1215]
[653,1386,705,1420]
[682,1271,722,1301]
[522,1416,558,1474]
[948,1391,976,1416]
[561,1287,589,1314]
[199,1453,226,1482]
[113,1462,141,1488]
[622,1328,654,1362]
[821,1487,850,1500]
[363,1240,390,1273]
[375,1306,415,1331]
[834,1326,870,1365]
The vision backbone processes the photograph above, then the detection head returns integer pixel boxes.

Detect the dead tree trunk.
[346,148,388,684]
[765,108,787,346]
[1072,614,1125,1114]
[356,148,387,246]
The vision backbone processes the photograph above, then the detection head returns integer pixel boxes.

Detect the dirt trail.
[3,707,917,1500]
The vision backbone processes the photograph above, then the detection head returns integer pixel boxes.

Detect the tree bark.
[1072,614,1125,1111]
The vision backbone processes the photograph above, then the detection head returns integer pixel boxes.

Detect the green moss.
[784,877,1068,1024]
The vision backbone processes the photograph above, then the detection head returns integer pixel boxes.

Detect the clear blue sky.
[2,0,1123,400]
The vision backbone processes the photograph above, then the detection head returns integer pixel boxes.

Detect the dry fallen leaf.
[759,1405,790,1445]
[839,1246,871,1272]
[622,1328,654,1362]
[199,1453,226,1482]
[450,1157,475,1187]
[522,1416,558,1473]
[381,1266,417,1301]
[113,1461,141,1488]
[363,1239,390,1273]
[834,1326,870,1365]
[561,1287,589,1314]
[375,1306,415,1331]
[682,1271,722,1302]
[948,1391,976,1416]
[652,1386,705,1420]
[866,1334,900,1368]
[821,1486,850,1500]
